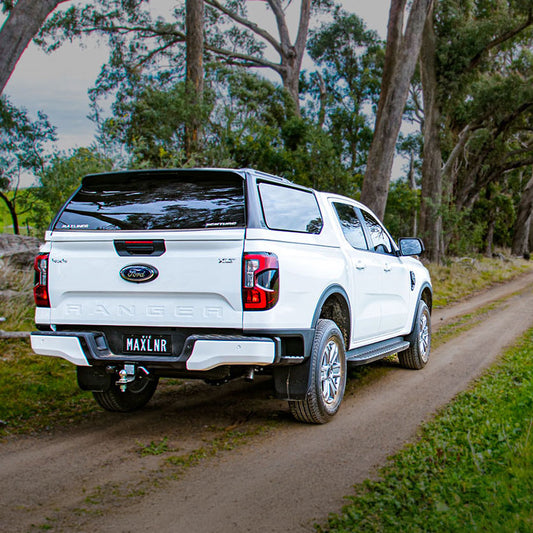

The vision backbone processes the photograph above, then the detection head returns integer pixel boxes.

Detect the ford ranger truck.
[31,168,432,423]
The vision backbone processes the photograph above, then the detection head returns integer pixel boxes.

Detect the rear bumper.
[31,331,280,371]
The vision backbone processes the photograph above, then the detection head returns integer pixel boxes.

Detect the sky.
[3,0,392,185]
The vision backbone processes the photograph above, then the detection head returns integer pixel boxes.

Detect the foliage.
[0,96,56,233]
[384,179,420,239]
[320,327,533,532]
[304,7,384,174]
[27,147,114,233]
[427,0,533,256]
[36,0,334,112]
[97,65,356,195]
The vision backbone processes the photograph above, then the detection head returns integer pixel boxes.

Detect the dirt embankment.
[1,270,533,532]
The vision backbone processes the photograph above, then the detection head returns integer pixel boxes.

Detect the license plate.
[122,334,172,355]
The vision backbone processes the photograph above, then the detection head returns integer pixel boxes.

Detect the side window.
[258,182,323,234]
[360,210,395,254]
[333,202,368,250]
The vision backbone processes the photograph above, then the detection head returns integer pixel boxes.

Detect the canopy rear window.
[53,171,245,231]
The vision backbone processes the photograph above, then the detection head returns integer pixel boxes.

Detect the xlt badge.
[120,264,159,283]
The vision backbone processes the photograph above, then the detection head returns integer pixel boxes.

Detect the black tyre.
[289,319,347,424]
[92,374,159,413]
[399,300,431,370]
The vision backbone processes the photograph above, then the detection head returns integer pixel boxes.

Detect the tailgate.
[47,230,245,329]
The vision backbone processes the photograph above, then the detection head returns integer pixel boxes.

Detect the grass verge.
[0,339,95,435]
[319,327,533,532]
[428,256,533,308]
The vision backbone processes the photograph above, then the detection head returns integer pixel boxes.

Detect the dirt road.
[2,270,533,532]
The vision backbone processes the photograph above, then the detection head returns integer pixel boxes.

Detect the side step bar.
[346,337,410,366]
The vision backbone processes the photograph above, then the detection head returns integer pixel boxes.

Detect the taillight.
[243,253,279,310]
[33,253,50,307]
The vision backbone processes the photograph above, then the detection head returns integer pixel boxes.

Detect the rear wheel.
[93,374,159,412]
[289,319,346,424]
[399,300,431,370]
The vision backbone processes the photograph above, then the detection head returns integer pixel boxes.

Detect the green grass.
[319,328,533,533]
[0,339,95,435]
[0,188,36,235]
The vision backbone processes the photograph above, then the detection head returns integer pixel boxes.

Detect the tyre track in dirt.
[2,270,533,532]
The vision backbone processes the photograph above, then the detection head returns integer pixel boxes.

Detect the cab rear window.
[53,171,245,231]
[258,182,323,234]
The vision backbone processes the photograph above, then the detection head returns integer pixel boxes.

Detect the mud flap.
[77,366,112,392]
[272,358,312,401]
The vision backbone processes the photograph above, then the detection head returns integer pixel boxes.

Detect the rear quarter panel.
[243,228,346,330]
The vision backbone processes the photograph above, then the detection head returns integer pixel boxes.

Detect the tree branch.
[294,0,312,57]
[441,123,476,180]
[205,0,281,54]
[266,0,291,49]
[205,41,282,72]
[466,11,533,74]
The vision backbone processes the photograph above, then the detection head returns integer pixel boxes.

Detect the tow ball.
[116,364,149,392]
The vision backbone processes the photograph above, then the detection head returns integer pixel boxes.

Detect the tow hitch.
[116,364,150,392]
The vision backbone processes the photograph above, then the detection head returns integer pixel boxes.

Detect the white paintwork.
[31,334,89,366]
[186,339,276,371]
[46,230,245,329]
[34,170,431,368]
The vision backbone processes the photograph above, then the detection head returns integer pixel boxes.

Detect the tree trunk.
[268,0,311,115]
[361,0,433,221]
[419,3,443,263]
[512,171,533,256]
[529,216,533,254]
[0,191,20,234]
[407,150,418,236]
[0,0,68,95]
[185,0,205,157]
[485,219,495,257]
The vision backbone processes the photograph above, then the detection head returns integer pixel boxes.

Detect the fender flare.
[409,282,433,333]
[310,284,352,330]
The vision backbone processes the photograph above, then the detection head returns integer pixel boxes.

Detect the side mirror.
[398,237,425,256]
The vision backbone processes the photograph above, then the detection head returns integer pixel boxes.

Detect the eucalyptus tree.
[38,0,333,115]
[419,0,533,261]
[0,97,56,233]
[0,0,71,95]
[305,7,384,176]
[360,0,434,221]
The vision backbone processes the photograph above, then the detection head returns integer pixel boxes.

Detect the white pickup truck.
[31,168,432,423]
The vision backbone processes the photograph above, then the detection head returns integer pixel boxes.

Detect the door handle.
[384,263,391,272]
[355,261,366,270]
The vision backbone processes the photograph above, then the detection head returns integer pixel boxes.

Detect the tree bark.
[266,0,310,114]
[419,3,443,263]
[185,0,205,157]
[407,150,418,236]
[512,171,533,256]
[0,0,68,95]
[529,216,533,254]
[361,0,433,221]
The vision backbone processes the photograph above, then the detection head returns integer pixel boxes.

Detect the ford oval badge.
[120,264,159,283]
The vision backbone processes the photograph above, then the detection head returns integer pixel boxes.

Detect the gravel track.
[2,270,533,532]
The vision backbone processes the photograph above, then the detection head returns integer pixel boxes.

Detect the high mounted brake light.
[33,253,50,307]
[243,252,279,310]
